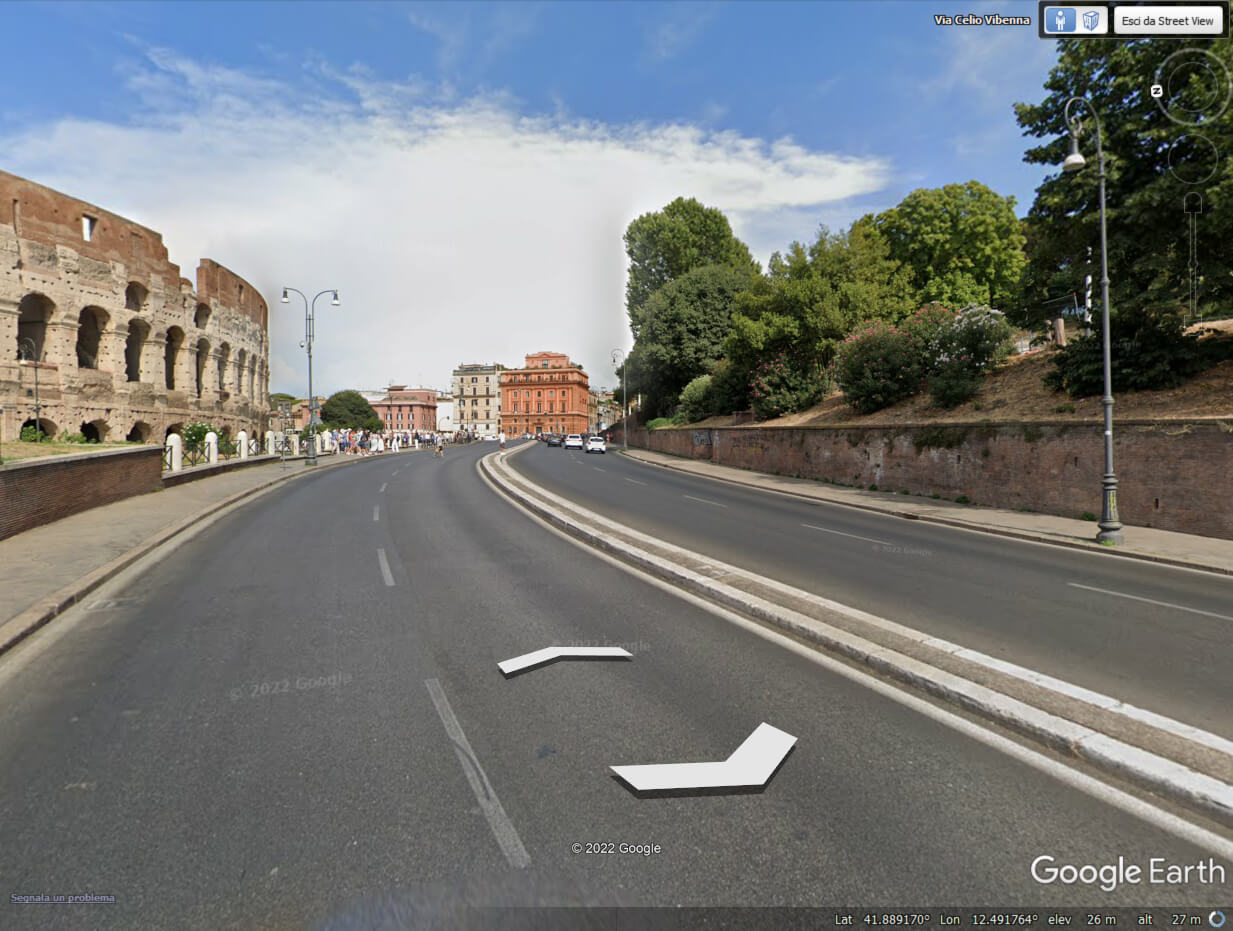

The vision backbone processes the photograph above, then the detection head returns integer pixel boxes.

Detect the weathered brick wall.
[0,447,164,540]
[633,421,1233,540]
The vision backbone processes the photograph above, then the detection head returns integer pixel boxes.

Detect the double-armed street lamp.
[612,348,628,450]
[1061,95,1122,544]
[280,287,340,466]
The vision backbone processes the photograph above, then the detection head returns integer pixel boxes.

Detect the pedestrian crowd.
[325,429,478,456]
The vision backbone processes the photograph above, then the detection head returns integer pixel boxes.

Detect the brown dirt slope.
[763,319,1233,428]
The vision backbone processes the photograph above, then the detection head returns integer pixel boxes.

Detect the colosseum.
[0,169,269,447]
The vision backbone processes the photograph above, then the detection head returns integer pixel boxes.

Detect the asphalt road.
[1,442,1230,931]
[511,443,1233,741]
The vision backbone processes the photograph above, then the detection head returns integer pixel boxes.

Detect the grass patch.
[955,495,971,504]
[1080,511,1097,521]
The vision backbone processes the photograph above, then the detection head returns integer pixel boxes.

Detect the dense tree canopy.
[1014,38,1233,327]
[623,263,752,417]
[718,220,916,411]
[872,181,1026,311]
[623,197,759,338]
[321,390,382,431]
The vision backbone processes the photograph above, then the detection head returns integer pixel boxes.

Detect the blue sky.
[3,1,1059,395]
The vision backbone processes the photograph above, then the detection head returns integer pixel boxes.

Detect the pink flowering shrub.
[832,320,925,414]
[748,349,833,420]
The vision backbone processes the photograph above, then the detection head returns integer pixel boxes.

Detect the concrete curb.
[0,452,368,656]
[618,449,1233,579]
[483,448,1233,828]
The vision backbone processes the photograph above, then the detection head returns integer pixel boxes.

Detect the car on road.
[546,434,563,447]
[585,436,606,454]
[564,434,584,449]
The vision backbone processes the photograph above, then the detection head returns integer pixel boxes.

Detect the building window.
[537,390,542,397]
[82,215,97,242]
[537,403,542,412]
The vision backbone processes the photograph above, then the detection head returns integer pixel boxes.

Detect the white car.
[564,434,584,449]
[585,436,606,454]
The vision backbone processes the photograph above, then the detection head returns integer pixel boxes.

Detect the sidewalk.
[620,448,1233,576]
[0,451,403,653]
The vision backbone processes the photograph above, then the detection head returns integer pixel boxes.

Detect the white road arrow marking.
[497,646,632,676]
[610,723,796,792]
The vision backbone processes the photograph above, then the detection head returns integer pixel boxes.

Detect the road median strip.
[483,448,1233,828]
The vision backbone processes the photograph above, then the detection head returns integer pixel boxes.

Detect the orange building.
[371,386,437,432]
[499,351,590,436]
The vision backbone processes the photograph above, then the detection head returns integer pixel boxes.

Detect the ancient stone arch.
[125,281,148,313]
[195,338,210,398]
[16,293,55,361]
[127,421,151,442]
[235,348,247,397]
[75,306,109,369]
[21,416,59,437]
[164,325,185,390]
[194,302,210,329]
[125,318,150,382]
[216,342,231,392]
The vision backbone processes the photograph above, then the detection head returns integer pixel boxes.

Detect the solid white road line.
[1069,582,1233,622]
[593,466,606,472]
[425,678,531,868]
[377,548,395,587]
[508,495,1233,857]
[683,494,727,508]
[379,483,388,493]
[373,506,379,523]
[624,477,648,486]
[477,453,1233,853]
[801,523,893,546]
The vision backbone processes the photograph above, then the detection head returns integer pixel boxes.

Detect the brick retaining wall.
[0,446,164,540]
[630,421,1233,540]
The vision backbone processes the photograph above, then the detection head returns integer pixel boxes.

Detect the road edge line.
[482,449,1233,828]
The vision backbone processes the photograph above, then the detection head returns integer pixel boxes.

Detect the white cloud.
[645,2,718,61]
[1,47,893,395]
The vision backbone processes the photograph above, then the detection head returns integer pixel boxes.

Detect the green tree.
[269,392,297,407]
[1014,38,1233,325]
[624,196,759,338]
[321,390,382,431]
[873,181,1026,311]
[678,374,713,422]
[721,220,915,411]
[625,264,753,417]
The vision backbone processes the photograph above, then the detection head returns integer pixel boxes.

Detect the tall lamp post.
[18,336,42,439]
[611,348,627,450]
[280,287,340,466]
[1062,96,1122,544]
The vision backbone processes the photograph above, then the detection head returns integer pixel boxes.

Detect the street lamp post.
[18,336,42,439]
[1062,96,1123,544]
[280,287,340,466]
[612,348,627,450]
